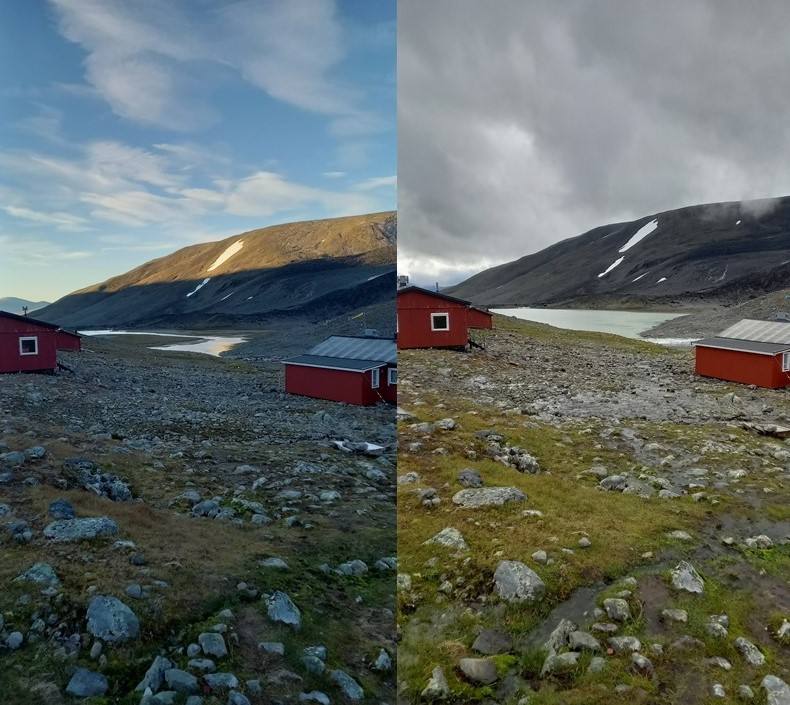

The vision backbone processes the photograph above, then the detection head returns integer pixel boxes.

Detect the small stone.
[165,669,200,694]
[531,550,548,564]
[421,667,450,699]
[569,631,601,652]
[65,668,108,697]
[738,684,755,700]
[632,653,655,677]
[266,591,301,629]
[329,669,364,700]
[604,598,631,622]
[735,636,765,666]
[702,657,732,670]
[260,641,284,655]
[540,652,580,678]
[711,683,726,698]
[578,537,591,549]
[661,608,688,624]
[472,628,513,655]
[198,632,228,658]
[493,560,545,602]
[203,672,239,691]
[424,527,469,552]
[761,675,790,705]
[459,658,498,684]
[608,636,641,652]
[671,560,705,593]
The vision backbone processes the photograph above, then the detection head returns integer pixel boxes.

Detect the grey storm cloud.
[398,0,790,285]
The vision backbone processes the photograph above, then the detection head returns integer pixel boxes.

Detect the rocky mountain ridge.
[36,212,396,329]
[447,196,790,309]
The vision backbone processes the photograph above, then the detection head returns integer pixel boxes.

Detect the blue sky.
[0,0,395,301]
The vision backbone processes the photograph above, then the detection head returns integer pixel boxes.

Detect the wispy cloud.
[355,175,397,191]
[3,206,90,231]
[48,0,386,135]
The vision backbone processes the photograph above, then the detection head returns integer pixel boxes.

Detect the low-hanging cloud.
[399,0,790,285]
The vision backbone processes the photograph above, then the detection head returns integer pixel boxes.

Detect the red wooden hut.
[283,335,396,405]
[694,319,790,389]
[396,286,494,349]
[468,306,494,330]
[0,310,81,373]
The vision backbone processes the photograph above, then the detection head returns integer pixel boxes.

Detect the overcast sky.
[398,1,790,288]
[0,0,394,302]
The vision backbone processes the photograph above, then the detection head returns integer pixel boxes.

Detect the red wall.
[285,364,396,405]
[467,308,493,329]
[56,331,82,351]
[0,317,58,373]
[397,290,470,349]
[695,346,790,389]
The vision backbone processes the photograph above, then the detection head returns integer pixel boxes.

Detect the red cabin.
[396,286,493,349]
[0,310,81,373]
[283,335,396,406]
[694,319,790,389]
[468,306,494,330]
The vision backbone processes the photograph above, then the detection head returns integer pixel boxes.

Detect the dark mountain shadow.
[36,257,396,330]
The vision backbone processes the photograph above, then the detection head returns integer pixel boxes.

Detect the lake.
[491,307,688,341]
[79,330,246,356]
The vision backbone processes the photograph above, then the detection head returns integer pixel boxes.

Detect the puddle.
[517,585,602,652]
[149,336,245,356]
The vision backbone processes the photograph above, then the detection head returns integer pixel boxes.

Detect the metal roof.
[307,335,396,364]
[718,318,790,344]
[0,310,60,330]
[282,354,384,372]
[694,336,790,356]
[396,285,472,307]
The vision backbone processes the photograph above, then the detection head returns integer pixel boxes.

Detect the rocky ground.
[0,333,396,704]
[397,316,790,704]
[644,287,790,340]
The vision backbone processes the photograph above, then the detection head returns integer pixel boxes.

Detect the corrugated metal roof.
[718,318,790,344]
[307,335,396,364]
[282,354,384,371]
[694,336,790,355]
[396,285,472,306]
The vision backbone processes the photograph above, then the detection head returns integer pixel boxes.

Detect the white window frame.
[431,312,450,331]
[19,336,39,356]
[388,368,397,385]
[783,352,790,372]
[371,368,380,388]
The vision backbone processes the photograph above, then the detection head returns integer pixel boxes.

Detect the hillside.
[0,297,50,315]
[447,196,790,309]
[37,212,396,328]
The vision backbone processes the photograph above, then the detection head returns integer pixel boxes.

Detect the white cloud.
[355,175,396,191]
[3,206,89,231]
[48,0,386,134]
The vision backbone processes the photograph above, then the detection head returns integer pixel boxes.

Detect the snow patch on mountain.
[186,278,211,297]
[598,256,625,278]
[208,240,244,271]
[619,219,658,253]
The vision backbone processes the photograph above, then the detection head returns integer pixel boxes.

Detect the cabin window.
[388,368,397,385]
[431,312,450,331]
[19,337,38,356]
[371,368,380,388]
[783,352,790,372]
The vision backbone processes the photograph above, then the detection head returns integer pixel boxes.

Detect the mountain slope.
[37,212,396,328]
[447,197,790,308]
[0,298,50,315]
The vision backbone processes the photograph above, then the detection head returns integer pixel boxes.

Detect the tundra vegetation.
[0,334,396,704]
[397,316,790,704]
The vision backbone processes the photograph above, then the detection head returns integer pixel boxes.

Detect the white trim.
[19,336,38,356]
[371,368,380,388]
[388,368,397,385]
[783,352,790,372]
[430,312,450,331]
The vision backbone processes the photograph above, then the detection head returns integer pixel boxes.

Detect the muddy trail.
[396,316,790,705]
[0,334,396,704]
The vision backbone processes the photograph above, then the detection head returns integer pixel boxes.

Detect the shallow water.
[79,329,245,356]
[492,307,687,340]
